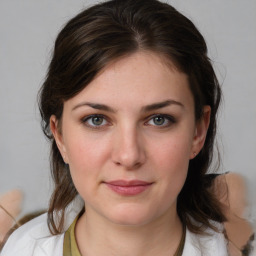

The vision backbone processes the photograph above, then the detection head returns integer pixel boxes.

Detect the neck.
[75,208,183,256]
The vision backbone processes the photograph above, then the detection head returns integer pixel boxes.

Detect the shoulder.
[209,172,247,209]
[207,172,254,254]
[220,172,247,215]
[1,196,83,256]
[183,222,228,256]
[210,172,251,221]
[1,213,64,256]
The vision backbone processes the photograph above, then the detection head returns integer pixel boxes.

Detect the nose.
[111,125,146,170]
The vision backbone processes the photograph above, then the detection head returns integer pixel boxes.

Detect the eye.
[82,115,109,129]
[146,114,176,127]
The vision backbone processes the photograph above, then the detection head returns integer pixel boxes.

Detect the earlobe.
[50,115,68,164]
[190,106,211,159]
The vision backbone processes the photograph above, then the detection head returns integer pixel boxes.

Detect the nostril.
[114,161,121,166]
[134,162,142,168]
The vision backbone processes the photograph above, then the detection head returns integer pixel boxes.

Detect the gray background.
[0,0,255,222]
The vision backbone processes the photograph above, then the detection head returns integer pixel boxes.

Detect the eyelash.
[81,114,110,129]
[145,114,176,128]
[81,114,176,129]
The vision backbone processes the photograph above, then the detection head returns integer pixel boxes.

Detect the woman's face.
[51,51,209,226]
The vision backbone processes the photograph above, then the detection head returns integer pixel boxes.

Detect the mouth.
[103,180,153,196]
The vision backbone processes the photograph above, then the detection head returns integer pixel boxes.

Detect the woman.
[2,0,243,255]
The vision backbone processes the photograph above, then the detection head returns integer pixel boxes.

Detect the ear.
[50,115,69,164]
[190,106,211,159]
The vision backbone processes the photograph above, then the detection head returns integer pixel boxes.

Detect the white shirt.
[1,197,228,256]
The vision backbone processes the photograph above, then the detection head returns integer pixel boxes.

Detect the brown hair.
[39,0,226,235]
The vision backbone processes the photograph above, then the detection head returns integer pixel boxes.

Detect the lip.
[104,180,153,196]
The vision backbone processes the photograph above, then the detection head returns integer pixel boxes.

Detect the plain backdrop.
[0,0,255,223]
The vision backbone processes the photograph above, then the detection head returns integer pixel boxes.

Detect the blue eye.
[82,115,108,128]
[152,116,166,126]
[147,114,175,127]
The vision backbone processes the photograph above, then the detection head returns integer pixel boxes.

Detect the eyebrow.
[72,99,184,112]
[72,102,116,112]
[141,100,184,112]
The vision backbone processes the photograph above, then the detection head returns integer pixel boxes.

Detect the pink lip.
[104,180,153,196]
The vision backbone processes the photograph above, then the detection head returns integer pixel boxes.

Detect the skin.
[51,51,210,256]
[213,173,254,255]
[0,190,23,242]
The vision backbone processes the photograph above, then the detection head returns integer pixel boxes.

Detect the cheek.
[63,133,111,190]
[153,132,193,169]
[65,141,101,202]
[65,131,110,167]
[151,132,193,191]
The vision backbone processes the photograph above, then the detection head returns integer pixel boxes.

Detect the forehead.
[64,51,193,110]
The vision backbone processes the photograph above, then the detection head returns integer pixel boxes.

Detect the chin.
[105,204,156,227]
[110,215,151,227]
